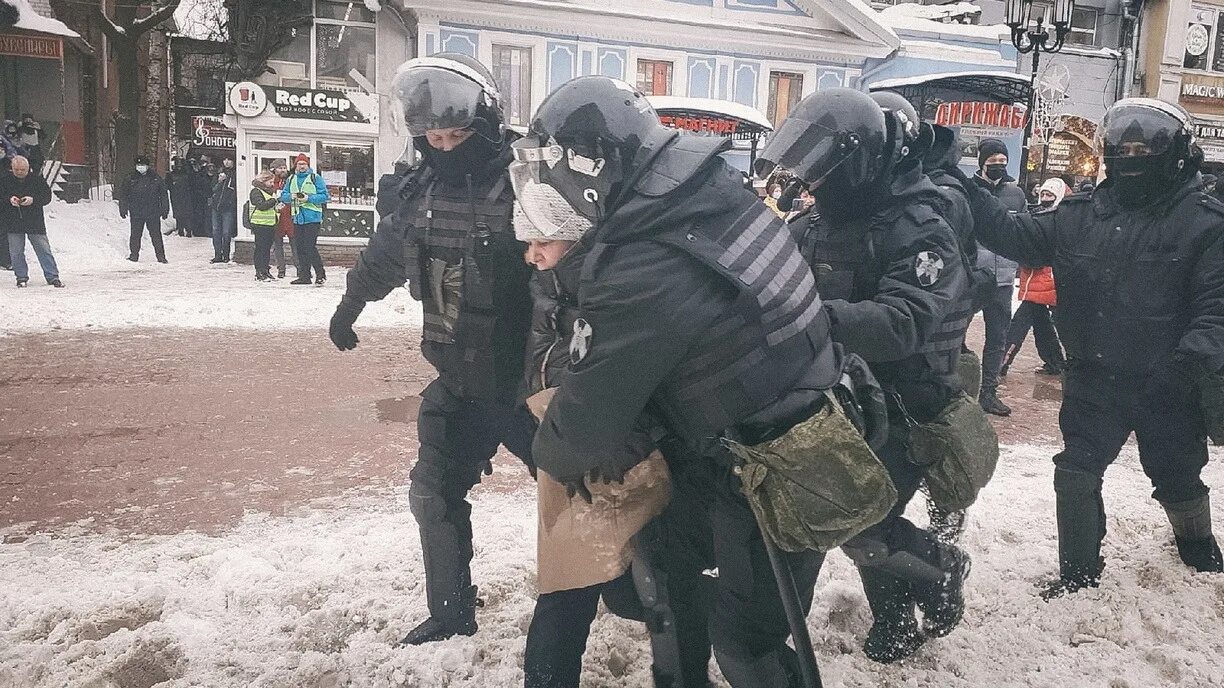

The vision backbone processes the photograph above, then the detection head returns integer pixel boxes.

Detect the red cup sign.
[228,81,269,118]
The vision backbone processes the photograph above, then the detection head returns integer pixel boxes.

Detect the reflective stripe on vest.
[289,174,322,213]
[250,189,278,226]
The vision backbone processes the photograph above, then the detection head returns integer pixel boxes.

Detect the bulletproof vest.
[614,135,842,440]
[399,167,522,399]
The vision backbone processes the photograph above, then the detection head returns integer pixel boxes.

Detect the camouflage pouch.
[725,392,897,553]
[908,392,999,512]
[958,349,983,400]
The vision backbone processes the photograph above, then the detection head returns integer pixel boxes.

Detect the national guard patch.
[915,251,944,287]
[570,318,594,365]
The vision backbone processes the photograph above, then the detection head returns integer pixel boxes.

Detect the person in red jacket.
[1000,178,1068,378]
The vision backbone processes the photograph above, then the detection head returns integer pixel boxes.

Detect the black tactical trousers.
[694,452,825,688]
[1057,367,1209,504]
[1004,302,1065,370]
[408,376,536,621]
[129,216,165,260]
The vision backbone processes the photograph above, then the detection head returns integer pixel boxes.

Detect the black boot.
[913,543,970,637]
[399,585,481,645]
[858,567,925,663]
[979,388,1011,417]
[1041,466,1106,600]
[1162,497,1224,573]
[290,275,313,285]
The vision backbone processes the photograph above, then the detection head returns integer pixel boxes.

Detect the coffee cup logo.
[228,81,268,117]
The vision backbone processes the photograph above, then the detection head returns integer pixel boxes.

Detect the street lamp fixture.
[1005,0,1075,187]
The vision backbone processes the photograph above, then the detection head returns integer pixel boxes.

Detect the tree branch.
[132,1,183,36]
[96,5,126,43]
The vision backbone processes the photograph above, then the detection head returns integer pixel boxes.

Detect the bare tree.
[178,0,227,42]
[97,0,183,171]
[224,0,312,81]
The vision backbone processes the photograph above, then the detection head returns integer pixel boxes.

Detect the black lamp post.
[1005,0,1074,188]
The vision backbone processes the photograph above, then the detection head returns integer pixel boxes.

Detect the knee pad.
[1052,465,1102,496]
[408,490,446,523]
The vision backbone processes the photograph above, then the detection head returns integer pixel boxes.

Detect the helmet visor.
[754,117,844,186]
[1101,105,1182,158]
[510,138,592,238]
[393,66,486,137]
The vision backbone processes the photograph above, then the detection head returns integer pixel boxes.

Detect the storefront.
[1178,73,1224,175]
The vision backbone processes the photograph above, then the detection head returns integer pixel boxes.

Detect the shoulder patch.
[915,251,944,287]
[569,318,594,366]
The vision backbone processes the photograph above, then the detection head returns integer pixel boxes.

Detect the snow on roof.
[877,3,1007,42]
[6,0,78,38]
[647,96,773,131]
[868,69,1030,91]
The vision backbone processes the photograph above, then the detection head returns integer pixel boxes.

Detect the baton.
[761,526,824,688]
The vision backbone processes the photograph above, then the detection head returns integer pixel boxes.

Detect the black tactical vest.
[399,168,532,400]
[597,135,842,443]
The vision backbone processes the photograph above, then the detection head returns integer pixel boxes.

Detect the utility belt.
[891,387,999,511]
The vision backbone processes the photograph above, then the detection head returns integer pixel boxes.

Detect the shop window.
[316,0,375,23]
[1187,6,1216,71]
[316,24,376,90]
[767,72,804,129]
[259,28,311,88]
[316,142,376,207]
[492,45,533,127]
[637,59,673,96]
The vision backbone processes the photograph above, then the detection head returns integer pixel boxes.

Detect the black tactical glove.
[836,353,889,452]
[329,295,364,351]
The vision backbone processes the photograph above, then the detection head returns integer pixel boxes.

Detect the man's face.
[223,159,234,169]
[295,161,309,173]
[523,239,575,270]
[1039,190,1057,204]
[425,127,475,152]
[273,166,287,179]
[982,153,1008,170]
[11,159,29,179]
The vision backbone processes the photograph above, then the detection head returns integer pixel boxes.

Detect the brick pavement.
[0,318,1064,538]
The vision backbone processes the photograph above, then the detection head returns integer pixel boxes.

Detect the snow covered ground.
[1,203,1222,687]
[0,200,420,332]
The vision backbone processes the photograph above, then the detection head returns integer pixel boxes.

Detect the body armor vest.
[594,137,842,442]
[397,166,530,400]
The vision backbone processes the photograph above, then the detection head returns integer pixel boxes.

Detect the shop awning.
[648,96,773,141]
[868,70,1031,106]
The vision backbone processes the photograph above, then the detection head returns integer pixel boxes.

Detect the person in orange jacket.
[1000,178,1068,378]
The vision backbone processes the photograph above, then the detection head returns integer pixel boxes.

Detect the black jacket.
[966,174,1224,378]
[533,132,841,481]
[797,164,969,420]
[167,168,195,218]
[210,171,237,212]
[525,245,588,397]
[0,172,53,235]
[118,171,170,219]
[971,174,1024,286]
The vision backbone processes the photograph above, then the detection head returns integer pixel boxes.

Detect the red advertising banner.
[935,101,1027,130]
[0,33,63,60]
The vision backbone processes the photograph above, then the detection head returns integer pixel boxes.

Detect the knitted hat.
[294,153,311,166]
[134,154,150,165]
[1038,178,1067,207]
[513,192,592,243]
[977,138,1009,167]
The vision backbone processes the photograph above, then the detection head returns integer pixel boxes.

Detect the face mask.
[1039,199,1055,208]
[135,164,149,175]
[1107,155,1168,208]
[984,163,1007,182]
[423,134,498,182]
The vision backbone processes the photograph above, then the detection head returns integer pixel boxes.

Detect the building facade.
[225,0,899,261]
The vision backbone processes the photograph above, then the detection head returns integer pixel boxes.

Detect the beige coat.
[527,389,672,594]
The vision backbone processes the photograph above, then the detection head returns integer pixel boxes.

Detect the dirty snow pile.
[0,200,421,333]
[2,445,1223,687]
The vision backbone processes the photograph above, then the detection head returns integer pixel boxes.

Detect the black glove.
[837,353,889,452]
[563,478,593,504]
[329,295,364,351]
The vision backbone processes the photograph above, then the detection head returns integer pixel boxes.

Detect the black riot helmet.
[1100,98,1197,181]
[755,88,903,191]
[391,53,503,143]
[870,90,933,162]
[510,76,663,230]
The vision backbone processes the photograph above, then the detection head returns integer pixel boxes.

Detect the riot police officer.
[756,88,973,663]
[961,98,1224,595]
[327,53,536,644]
[514,76,847,688]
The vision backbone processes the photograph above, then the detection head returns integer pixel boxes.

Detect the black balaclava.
[419,133,499,183]
[814,168,889,224]
[1107,119,1182,209]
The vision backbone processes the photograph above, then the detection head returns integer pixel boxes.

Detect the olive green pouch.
[725,392,897,553]
[908,392,999,511]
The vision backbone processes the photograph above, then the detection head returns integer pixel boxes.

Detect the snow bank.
[2,444,1222,687]
[0,200,421,333]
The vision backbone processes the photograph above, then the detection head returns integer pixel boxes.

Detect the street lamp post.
[1005,0,1075,188]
